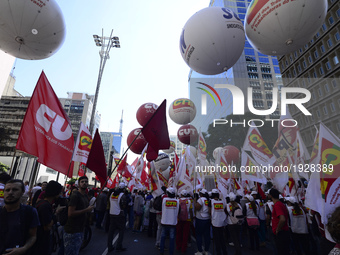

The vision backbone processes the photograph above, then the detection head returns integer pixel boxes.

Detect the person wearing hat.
[107,182,127,252]
[244,194,260,251]
[159,187,179,255]
[176,189,193,253]
[95,187,109,229]
[268,188,290,255]
[194,188,211,255]
[209,189,227,255]
[226,192,243,255]
[33,180,62,254]
[286,197,310,255]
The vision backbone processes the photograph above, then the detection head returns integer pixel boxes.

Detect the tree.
[0,162,10,173]
[204,112,278,162]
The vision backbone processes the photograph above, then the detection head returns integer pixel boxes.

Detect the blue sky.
[12,0,209,160]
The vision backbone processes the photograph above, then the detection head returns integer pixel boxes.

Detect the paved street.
[54,224,276,255]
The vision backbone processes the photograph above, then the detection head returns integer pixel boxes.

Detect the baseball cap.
[212,189,219,194]
[118,182,126,189]
[250,191,257,196]
[167,187,175,194]
[229,192,236,201]
[180,190,188,196]
[199,188,208,194]
[286,196,296,204]
[103,187,109,192]
[246,195,254,202]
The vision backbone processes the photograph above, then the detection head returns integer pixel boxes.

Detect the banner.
[16,71,74,177]
[72,122,92,164]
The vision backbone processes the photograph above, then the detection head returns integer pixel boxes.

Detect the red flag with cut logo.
[86,129,108,187]
[141,100,170,161]
[16,71,74,177]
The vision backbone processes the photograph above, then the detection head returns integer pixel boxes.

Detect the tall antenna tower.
[119,110,123,135]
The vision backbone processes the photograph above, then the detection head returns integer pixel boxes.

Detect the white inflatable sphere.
[213,147,225,160]
[154,153,170,172]
[0,0,65,60]
[169,98,196,125]
[180,7,245,75]
[163,140,176,154]
[245,0,328,56]
[188,146,197,158]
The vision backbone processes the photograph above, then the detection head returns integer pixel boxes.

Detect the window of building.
[308,56,313,63]
[305,44,309,49]
[325,84,329,93]
[290,56,293,63]
[337,8,340,18]
[299,48,303,53]
[314,51,318,59]
[318,88,323,97]
[330,102,335,112]
[294,52,298,58]
[323,106,328,115]
[312,92,315,100]
[333,56,339,65]
[315,32,320,38]
[297,65,301,72]
[326,61,331,70]
[272,59,279,65]
[328,16,334,25]
[320,45,325,53]
[285,60,288,67]
[332,79,337,88]
[335,32,340,42]
[322,23,327,31]
[327,39,333,48]
[316,110,321,118]
[293,69,297,76]
[245,48,255,55]
[303,61,306,68]
[313,71,317,78]
[319,67,324,75]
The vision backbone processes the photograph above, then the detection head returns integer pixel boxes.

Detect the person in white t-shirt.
[194,189,211,255]
[159,187,179,255]
[251,191,266,247]
[286,196,310,255]
[245,194,260,251]
[209,189,227,255]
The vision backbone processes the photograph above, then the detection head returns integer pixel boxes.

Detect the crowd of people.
[0,171,340,255]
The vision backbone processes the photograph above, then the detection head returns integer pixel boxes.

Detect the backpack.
[153,195,163,211]
[178,199,188,221]
[56,196,69,226]
[231,207,244,225]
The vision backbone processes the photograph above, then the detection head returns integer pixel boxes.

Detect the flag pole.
[9,149,17,176]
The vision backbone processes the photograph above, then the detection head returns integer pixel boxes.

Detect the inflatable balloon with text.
[136,103,158,126]
[154,153,170,172]
[0,0,66,59]
[223,145,240,164]
[180,7,245,75]
[177,124,198,145]
[245,0,328,55]
[127,128,147,155]
[169,98,196,125]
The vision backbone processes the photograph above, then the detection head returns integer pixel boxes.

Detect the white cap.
[279,194,284,199]
[246,195,254,202]
[118,182,125,189]
[229,192,236,201]
[236,189,243,196]
[180,190,188,196]
[250,191,257,196]
[167,187,175,194]
[212,189,219,194]
[286,196,296,204]
[200,188,208,194]
[103,187,109,192]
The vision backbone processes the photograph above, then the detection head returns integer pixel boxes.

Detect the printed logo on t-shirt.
[259,201,264,207]
[292,209,303,216]
[111,194,119,200]
[0,188,4,198]
[214,202,224,210]
[249,203,253,209]
[204,200,209,206]
[165,200,177,208]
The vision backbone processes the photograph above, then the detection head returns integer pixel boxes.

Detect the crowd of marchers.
[0,171,340,255]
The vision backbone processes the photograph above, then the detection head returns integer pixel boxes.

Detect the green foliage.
[204,112,278,162]
[67,178,77,185]
[0,162,10,173]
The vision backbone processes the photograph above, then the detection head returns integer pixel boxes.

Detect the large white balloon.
[245,0,328,56]
[180,7,245,75]
[0,0,65,60]
[154,153,170,172]
[169,98,196,125]
[213,147,225,160]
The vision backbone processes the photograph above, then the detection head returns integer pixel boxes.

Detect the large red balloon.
[177,124,198,145]
[136,103,158,126]
[127,128,147,154]
[223,145,240,164]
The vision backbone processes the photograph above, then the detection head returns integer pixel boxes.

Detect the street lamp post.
[89,29,120,135]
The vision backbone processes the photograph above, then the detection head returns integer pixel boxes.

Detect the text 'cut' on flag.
[16,71,74,177]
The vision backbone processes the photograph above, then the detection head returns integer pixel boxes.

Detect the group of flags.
[15,71,170,189]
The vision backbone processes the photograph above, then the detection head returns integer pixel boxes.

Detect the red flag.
[16,71,74,177]
[257,182,266,200]
[117,155,132,180]
[141,100,170,161]
[86,129,108,187]
[78,162,86,177]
